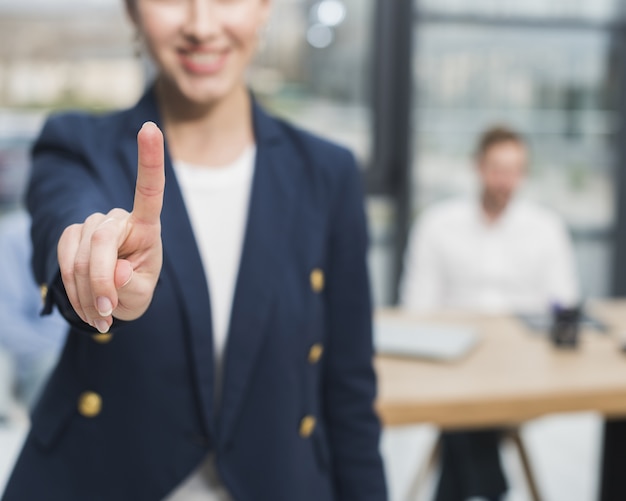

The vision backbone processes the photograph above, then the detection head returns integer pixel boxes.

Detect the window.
[407,2,626,298]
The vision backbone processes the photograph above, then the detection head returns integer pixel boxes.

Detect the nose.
[182,0,219,43]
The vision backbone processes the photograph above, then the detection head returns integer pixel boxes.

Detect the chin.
[172,88,222,108]
[180,78,239,105]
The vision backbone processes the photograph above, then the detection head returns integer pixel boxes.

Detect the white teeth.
[186,53,220,65]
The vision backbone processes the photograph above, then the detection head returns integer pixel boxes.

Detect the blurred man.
[0,210,66,418]
[400,126,579,501]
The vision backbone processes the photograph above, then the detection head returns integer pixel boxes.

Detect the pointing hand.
[57,122,165,333]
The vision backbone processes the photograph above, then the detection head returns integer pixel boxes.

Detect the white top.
[399,197,580,314]
[174,146,256,369]
[165,146,256,501]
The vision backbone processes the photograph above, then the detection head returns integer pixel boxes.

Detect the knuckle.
[136,184,163,199]
[91,226,115,245]
[58,240,79,268]
[73,257,90,276]
[59,224,81,247]
[90,274,112,292]
[85,212,105,226]
[58,252,76,278]
[64,223,82,236]
[59,265,75,284]
[82,302,97,315]
[107,208,128,219]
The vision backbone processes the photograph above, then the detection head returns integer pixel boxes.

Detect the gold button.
[92,333,113,344]
[299,415,316,438]
[308,343,323,364]
[78,392,102,418]
[39,283,48,305]
[310,269,324,293]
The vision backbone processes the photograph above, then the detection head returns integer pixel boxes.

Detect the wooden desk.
[375,301,626,429]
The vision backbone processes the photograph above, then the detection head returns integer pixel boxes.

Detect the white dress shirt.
[399,197,579,314]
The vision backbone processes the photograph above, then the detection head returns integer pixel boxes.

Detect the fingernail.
[96,296,113,317]
[94,319,109,334]
[121,270,133,288]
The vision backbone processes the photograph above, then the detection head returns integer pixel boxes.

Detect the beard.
[482,189,513,217]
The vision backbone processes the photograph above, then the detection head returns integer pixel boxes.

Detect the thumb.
[114,259,134,289]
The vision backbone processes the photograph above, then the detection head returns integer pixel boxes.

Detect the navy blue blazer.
[2,89,387,501]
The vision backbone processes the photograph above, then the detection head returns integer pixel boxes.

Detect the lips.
[178,49,229,75]
[186,52,221,65]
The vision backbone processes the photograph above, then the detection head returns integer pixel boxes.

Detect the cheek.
[141,30,170,64]
[223,9,262,48]
[138,8,183,50]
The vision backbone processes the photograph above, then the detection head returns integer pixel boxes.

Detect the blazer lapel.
[217,103,294,446]
[118,90,216,438]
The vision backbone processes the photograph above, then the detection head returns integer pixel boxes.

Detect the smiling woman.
[127,0,268,112]
[0,0,388,500]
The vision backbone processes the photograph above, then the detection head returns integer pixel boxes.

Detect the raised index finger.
[132,121,165,225]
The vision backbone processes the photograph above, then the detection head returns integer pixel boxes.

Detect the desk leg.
[509,429,542,501]
[599,419,626,501]
[404,434,442,501]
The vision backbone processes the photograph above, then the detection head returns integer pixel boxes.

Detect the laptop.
[374,318,480,361]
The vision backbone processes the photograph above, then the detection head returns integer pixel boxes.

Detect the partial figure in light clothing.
[400,196,579,315]
[399,125,580,501]
[0,210,67,418]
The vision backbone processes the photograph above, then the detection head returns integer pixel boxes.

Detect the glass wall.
[417,0,621,20]
[0,0,141,212]
[411,2,626,298]
[252,0,374,163]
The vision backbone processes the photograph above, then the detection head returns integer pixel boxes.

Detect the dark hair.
[475,125,526,159]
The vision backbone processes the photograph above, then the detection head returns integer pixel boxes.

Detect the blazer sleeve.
[26,115,115,334]
[322,151,388,501]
